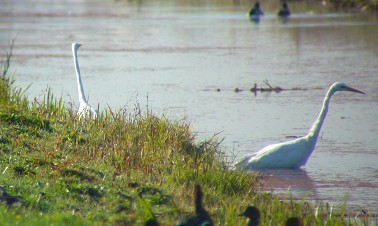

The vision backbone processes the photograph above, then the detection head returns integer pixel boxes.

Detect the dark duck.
[177,185,213,226]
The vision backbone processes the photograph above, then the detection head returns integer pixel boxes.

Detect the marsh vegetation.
[0,47,376,225]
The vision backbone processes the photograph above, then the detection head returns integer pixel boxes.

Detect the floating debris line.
[213,80,321,94]
[250,80,283,94]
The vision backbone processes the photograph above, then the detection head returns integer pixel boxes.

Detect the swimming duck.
[249,2,264,17]
[278,2,291,17]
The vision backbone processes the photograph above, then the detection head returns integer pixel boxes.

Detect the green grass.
[0,46,376,225]
[325,0,378,12]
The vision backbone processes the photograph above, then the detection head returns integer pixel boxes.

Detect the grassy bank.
[0,47,375,225]
[323,0,378,12]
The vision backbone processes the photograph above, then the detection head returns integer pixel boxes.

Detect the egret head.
[72,43,82,51]
[331,82,365,94]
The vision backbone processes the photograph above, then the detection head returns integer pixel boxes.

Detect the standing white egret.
[72,43,98,119]
[233,82,364,170]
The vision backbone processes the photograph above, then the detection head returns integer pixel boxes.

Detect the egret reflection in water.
[261,169,316,196]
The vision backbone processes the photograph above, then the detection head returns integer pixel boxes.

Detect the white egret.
[72,43,98,119]
[233,82,364,170]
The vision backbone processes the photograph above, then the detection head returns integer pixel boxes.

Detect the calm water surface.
[1,0,378,213]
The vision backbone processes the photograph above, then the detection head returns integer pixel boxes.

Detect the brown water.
[1,0,378,214]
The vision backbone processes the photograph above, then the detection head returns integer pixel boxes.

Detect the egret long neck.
[308,88,335,141]
[73,47,87,103]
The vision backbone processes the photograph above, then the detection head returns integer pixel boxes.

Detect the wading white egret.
[233,82,365,170]
[72,43,98,119]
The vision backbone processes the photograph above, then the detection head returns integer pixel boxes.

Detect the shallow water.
[1,0,378,213]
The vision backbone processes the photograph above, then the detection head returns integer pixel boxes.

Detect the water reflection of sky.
[1,0,378,213]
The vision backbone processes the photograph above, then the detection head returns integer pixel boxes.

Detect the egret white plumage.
[72,43,98,119]
[233,82,364,170]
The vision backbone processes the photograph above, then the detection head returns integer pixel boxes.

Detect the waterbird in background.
[72,43,98,119]
[278,2,291,17]
[177,184,213,226]
[238,206,260,226]
[249,1,264,23]
[249,1,264,17]
[233,82,365,170]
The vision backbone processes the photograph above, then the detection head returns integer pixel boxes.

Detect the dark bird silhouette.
[278,2,291,17]
[145,219,159,226]
[177,184,213,226]
[238,206,260,226]
[285,217,303,226]
[0,186,22,207]
[249,2,264,17]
